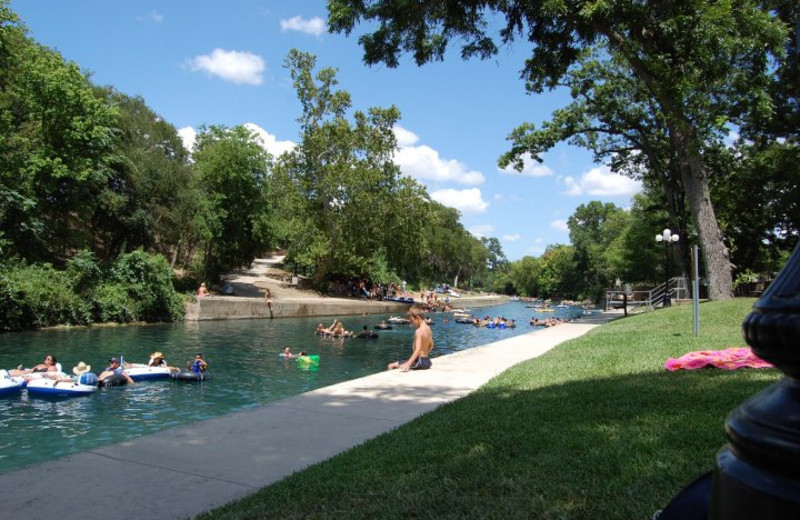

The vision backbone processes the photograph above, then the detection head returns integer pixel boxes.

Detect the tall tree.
[192,124,274,278]
[480,236,507,272]
[537,244,579,299]
[568,201,625,300]
[96,89,200,264]
[603,192,668,286]
[328,0,789,300]
[0,5,116,262]
[509,255,542,297]
[275,49,411,284]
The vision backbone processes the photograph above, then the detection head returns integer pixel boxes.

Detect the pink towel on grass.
[664,347,774,371]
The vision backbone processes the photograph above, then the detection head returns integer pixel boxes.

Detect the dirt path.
[220,254,324,300]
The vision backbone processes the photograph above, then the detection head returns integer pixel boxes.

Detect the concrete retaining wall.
[185,295,508,321]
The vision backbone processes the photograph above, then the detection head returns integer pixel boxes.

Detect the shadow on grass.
[201,367,779,520]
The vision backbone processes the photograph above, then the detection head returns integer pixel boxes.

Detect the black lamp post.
[709,244,800,518]
[656,228,679,307]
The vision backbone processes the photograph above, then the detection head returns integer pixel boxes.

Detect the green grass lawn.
[198,299,781,520]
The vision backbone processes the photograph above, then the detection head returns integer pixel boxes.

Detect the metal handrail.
[605,277,688,312]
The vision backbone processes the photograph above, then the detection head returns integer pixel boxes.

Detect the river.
[0,301,584,474]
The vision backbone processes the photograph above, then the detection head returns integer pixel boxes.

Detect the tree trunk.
[673,128,733,300]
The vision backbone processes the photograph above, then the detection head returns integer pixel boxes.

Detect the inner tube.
[27,375,98,398]
[170,370,210,382]
[99,373,127,387]
[374,324,393,330]
[296,355,320,365]
[126,366,172,382]
[0,370,24,397]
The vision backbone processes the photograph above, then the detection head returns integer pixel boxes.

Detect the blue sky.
[12,0,642,261]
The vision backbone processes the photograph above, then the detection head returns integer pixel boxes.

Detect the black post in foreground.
[709,245,800,518]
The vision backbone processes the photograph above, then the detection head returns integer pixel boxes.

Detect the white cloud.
[280,15,326,37]
[561,165,641,197]
[431,188,488,215]
[395,145,485,185]
[243,123,296,156]
[527,238,546,255]
[725,130,740,148]
[498,153,554,178]
[503,234,521,242]
[137,11,164,23]
[393,125,419,147]
[550,220,569,232]
[177,126,197,152]
[186,49,266,85]
[493,192,522,204]
[470,224,494,238]
[177,124,295,158]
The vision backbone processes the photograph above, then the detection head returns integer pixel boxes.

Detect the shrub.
[66,249,103,294]
[91,282,137,323]
[110,250,184,322]
[0,261,91,330]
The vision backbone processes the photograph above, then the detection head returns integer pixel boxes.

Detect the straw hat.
[72,361,91,376]
[150,351,164,360]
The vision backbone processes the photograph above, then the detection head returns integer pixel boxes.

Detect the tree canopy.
[328,0,793,300]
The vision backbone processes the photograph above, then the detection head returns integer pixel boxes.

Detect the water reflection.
[0,302,582,473]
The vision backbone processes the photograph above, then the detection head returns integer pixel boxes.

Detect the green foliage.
[192,124,274,279]
[711,140,800,276]
[0,261,91,330]
[95,89,200,262]
[275,50,447,286]
[90,282,137,323]
[1,34,117,261]
[2,2,500,296]
[329,0,794,300]
[109,250,184,322]
[66,249,102,294]
[0,248,185,330]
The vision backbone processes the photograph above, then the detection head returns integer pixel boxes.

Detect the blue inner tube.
[170,370,210,382]
[99,373,127,388]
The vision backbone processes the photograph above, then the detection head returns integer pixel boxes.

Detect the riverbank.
[186,255,508,320]
[185,293,508,320]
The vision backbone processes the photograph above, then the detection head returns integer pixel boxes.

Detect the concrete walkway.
[0,311,622,520]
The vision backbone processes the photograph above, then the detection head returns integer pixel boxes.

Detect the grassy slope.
[199,299,781,519]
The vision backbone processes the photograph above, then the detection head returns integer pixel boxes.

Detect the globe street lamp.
[656,228,679,307]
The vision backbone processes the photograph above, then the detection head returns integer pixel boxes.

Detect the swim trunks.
[410,357,432,370]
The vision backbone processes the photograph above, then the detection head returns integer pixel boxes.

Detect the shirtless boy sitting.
[388,306,433,371]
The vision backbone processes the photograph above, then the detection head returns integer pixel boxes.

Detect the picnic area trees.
[328,0,790,300]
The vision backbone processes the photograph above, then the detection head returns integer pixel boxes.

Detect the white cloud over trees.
[561,165,641,197]
[185,49,266,85]
[430,188,489,215]
[280,16,326,37]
